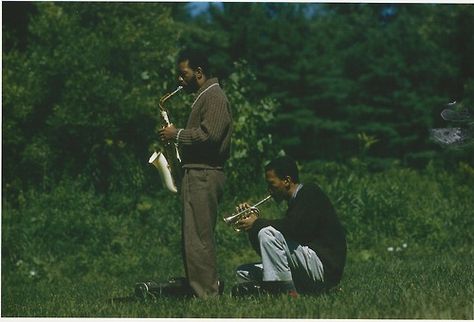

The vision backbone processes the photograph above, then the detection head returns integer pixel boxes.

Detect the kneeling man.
[234,156,347,297]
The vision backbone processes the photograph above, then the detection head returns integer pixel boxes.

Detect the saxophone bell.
[148,151,178,193]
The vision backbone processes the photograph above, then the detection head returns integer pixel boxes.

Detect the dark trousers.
[181,168,225,298]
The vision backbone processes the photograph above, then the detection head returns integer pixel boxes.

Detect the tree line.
[3,2,473,197]
[182,3,474,162]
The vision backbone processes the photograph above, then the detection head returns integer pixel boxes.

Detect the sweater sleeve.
[177,93,230,146]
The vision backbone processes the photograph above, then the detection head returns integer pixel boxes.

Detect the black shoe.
[231,282,265,297]
[231,281,300,298]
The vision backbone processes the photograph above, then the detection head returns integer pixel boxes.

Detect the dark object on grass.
[135,277,224,300]
[135,277,194,299]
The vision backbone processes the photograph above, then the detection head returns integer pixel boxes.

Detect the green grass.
[2,253,473,318]
[3,162,473,317]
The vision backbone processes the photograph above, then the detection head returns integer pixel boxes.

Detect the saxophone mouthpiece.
[174,85,183,93]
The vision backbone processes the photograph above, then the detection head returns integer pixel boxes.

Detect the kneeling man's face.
[265,169,290,203]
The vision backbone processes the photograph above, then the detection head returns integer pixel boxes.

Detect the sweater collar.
[195,78,219,97]
[191,78,219,109]
[288,183,303,207]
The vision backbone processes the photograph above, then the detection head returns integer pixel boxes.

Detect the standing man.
[233,156,346,297]
[159,49,232,298]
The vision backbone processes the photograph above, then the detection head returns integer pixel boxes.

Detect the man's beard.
[183,75,199,93]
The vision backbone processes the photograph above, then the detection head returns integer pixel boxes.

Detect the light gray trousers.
[236,226,325,292]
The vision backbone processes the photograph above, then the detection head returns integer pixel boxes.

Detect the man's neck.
[197,76,208,89]
[286,183,299,201]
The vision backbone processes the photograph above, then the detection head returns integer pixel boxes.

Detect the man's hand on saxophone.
[159,124,178,142]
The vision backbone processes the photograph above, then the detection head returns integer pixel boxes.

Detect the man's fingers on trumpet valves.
[235,204,259,219]
[234,203,260,231]
[236,202,251,213]
[224,196,271,231]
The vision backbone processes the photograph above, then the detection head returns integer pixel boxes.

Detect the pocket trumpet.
[223,195,272,232]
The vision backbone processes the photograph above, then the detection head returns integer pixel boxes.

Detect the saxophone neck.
[159,86,184,109]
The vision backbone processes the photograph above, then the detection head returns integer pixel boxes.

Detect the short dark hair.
[265,156,299,183]
[177,49,210,76]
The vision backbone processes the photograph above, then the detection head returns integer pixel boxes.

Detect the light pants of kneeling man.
[236,226,325,293]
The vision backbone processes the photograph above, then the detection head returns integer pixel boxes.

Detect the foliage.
[3,163,472,287]
[2,2,283,197]
[2,3,474,317]
[4,3,474,197]
[224,61,280,194]
[3,2,182,195]
[301,159,474,258]
[188,3,474,162]
[2,178,184,284]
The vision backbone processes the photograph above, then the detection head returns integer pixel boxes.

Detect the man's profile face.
[265,169,289,203]
[178,60,199,93]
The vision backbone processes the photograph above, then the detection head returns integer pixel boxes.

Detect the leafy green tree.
[3,2,181,194]
[223,61,280,193]
[3,2,282,198]
[177,3,474,164]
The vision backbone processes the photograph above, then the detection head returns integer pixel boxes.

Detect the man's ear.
[196,67,203,79]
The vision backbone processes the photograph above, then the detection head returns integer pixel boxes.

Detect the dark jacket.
[248,183,347,287]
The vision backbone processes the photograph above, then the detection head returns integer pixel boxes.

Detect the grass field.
[2,252,473,319]
[3,162,473,318]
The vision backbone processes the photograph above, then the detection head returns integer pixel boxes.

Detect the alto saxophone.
[148,86,183,193]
